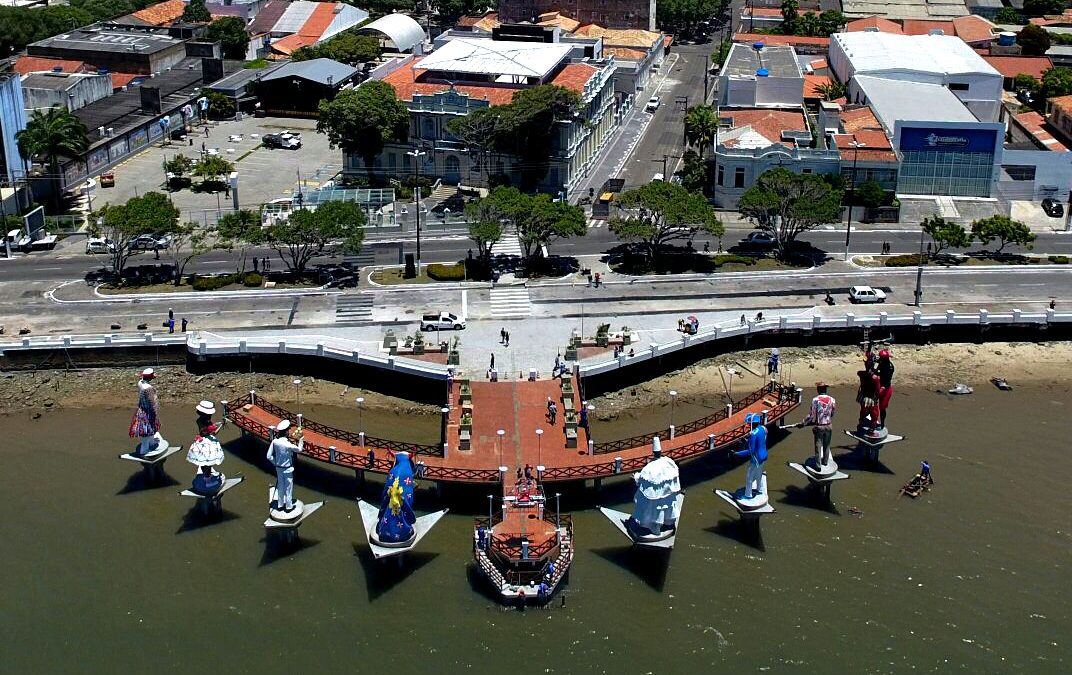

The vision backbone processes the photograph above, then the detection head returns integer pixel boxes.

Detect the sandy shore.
[0,365,437,417]
[590,341,1072,416]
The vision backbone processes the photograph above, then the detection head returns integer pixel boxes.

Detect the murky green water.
[3,384,1070,674]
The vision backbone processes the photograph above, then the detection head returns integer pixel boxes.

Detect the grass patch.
[610,252,811,275]
[243,58,269,69]
[99,272,313,294]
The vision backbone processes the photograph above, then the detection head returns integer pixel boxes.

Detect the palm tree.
[815,81,846,102]
[16,106,89,211]
[683,105,719,159]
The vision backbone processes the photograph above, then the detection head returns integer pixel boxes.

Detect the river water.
[3,384,1069,674]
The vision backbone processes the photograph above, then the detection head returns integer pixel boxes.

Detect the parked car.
[262,132,301,150]
[743,231,776,247]
[420,312,465,331]
[130,233,172,251]
[848,285,887,304]
[1042,198,1064,218]
[86,237,116,254]
[646,96,661,112]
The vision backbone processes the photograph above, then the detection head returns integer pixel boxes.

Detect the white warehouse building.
[829,32,1003,123]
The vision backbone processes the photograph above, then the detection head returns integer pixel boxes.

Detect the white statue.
[267,419,303,515]
[631,455,682,535]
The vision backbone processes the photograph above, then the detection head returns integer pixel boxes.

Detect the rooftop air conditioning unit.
[106,127,114,136]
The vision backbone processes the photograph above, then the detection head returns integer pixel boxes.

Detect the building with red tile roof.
[983,55,1052,88]
[130,0,187,26]
[845,16,904,34]
[1012,110,1071,151]
[13,57,90,77]
[266,1,370,58]
[732,32,830,55]
[364,37,617,195]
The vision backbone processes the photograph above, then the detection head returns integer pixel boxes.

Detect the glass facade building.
[894,124,1002,197]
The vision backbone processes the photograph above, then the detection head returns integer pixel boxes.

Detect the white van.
[86,237,115,254]
[652,173,665,182]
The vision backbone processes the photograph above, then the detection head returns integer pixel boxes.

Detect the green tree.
[817,10,845,36]
[466,219,503,261]
[781,0,800,35]
[855,180,887,209]
[163,154,194,190]
[428,0,479,22]
[970,215,1036,253]
[16,106,89,212]
[522,193,586,259]
[216,209,263,274]
[1017,24,1053,56]
[204,90,235,120]
[609,181,723,263]
[737,168,842,258]
[684,105,718,158]
[265,201,365,275]
[1023,0,1064,16]
[181,0,211,23]
[676,150,710,194]
[317,81,410,179]
[1014,73,1042,92]
[193,155,235,187]
[497,85,581,189]
[446,106,502,184]
[318,31,382,64]
[797,12,820,37]
[1041,67,1072,98]
[995,7,1025,24]
[814,80,846,101]
[167,222,215,285]
[921,215,971,257]
[91,191,180,275]
[205,17,250,59]
[657,0,719,34]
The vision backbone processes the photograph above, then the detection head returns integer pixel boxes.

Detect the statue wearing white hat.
[267,419,303,515]
[128,368,163,455]
[187,420,226,495]
[195,400,217,433]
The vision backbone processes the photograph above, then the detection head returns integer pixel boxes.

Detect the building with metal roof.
[256,58,359,115]
[27,24,188,75]
[360,13,426,54]
[21,70,113,112]
[414,38,573,82]
[718,43,805,109]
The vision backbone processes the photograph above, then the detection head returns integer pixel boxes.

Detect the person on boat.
[876,349,895,429]
[802,382,836,467]
[856,369,882,435]
[129,368,161,455]
[734,412,768,499]
[375,452,418,543]
[920,460,933,484]
[267,419,303,513]
[767,349,780,379]
[187,422,226,495]
[477,524,487,550]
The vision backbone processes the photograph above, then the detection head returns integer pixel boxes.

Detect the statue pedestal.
[356,499,449,560]
[787,458,851,502]
[118,441,182,482]
[715,473,775,518]
[844,429,905,461]
[264,487,323,546]
[180,476,244,517]
[598,492,684,550]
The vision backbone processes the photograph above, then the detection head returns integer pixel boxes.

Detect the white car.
[420,311,465,331]
[86,237,116,254]
[646,96,661,112]
[848,285,887,304]
[743,232,776,247]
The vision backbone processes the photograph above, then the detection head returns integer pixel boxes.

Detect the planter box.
[564,347,577,361]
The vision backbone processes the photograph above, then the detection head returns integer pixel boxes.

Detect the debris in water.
[991,377,1012,391]
[948,383,973,395]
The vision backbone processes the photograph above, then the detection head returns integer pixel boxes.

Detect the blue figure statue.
[376,451,418,544]
[734,412,768,499]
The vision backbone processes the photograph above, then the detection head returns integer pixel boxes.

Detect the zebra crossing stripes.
[492,229,523,257]
[587,218,606,229]
[335,294,374,324]
[489,286,532,317]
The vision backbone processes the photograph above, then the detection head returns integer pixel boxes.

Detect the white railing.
[0,333,188,351]
[577,308,1071,377]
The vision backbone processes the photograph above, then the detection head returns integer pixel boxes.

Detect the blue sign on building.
[899,126,998,154]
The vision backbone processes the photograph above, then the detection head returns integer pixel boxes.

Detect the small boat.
[473,481,573,605]
[991,377,1012,391]
[948,383,973,395]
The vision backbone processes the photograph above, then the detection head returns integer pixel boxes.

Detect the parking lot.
[95,116,342,224]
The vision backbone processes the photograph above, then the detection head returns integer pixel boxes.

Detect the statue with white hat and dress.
[187,419,227,495]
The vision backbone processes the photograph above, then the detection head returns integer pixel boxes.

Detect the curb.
[45,279,340,304]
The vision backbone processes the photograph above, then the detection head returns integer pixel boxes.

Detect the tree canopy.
[995,7,1025,24]
[181,0,211,23]
[1017,24,1052,56]
[265,201,365,275]
[292,31,382,65]
[1041,67,1072,99]
[1023,0,1064,17]
[684,105,718,158]
[657,0,720,34]
[737,168,842,258]
[468,186,586,261]
[194,155,234,185]
[317,81,410,177]
[970,215,1036,253]
[16,106,88,211]
[91,191,180,275]
[205,17,250,59]
[609,180,723,261]
[216,209,263,274]
[921,215,971,256]
[0,0,162,56]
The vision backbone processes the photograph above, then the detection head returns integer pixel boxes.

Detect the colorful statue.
[375,451,418,544]
[195,400,216,433]
[630,455,682,535]
[267,419,303,514]
[856,368,882,436]
[187,421,226,495]
[876,349,895,428]
[128,368,162,455]
[734,412,768,499]
[802,382,837,469]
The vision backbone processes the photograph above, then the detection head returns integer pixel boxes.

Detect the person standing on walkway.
[548,402,557,425]
[579,403,589,431]
[490,353,495,370]
[181,317,188,332]
[504,331,510,347]
[168,308,174,323]
[802,382,836,467]
[168,317,175,334]
[500,327,506,344]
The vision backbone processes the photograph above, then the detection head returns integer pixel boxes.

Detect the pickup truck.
[420,312,465,331]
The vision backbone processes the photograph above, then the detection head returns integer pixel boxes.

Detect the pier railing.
[590,381,793,454]
[245,394,443,457]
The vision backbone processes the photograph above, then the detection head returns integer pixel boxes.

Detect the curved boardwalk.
[224,379,801,485]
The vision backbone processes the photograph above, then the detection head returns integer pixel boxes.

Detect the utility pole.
[1065,182,1072,232]
[704,54,710,101]
[406,147,427,272]
[843,141,862,261]
[914,227,925,306]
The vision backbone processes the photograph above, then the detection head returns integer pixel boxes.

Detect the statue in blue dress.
[376,451,418,544]
[734,412,768,500]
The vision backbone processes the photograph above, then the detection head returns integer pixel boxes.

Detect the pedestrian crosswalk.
[492,228,523,257]
[335,294,374,324]
[587,218,606,229]
[489,286,532,317]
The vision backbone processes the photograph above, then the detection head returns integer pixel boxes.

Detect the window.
[1003,165,1036,181]
[948,83,969,91]
[717,164,724,186]
[734,167,745,188]
[802,168,812,174]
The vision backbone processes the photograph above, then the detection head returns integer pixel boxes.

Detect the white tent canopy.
[360,13,425,53]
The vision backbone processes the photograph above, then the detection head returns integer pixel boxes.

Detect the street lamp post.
[844,141,863,261]
[497,429,506,469]
[669,390,678,429]
[536,428,544,468]
[406,148,427,273]
[293,379,302,413]
[914,227,926,306]
[355,396,365,431]
[487,494,494,525]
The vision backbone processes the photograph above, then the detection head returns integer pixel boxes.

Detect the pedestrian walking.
[554,353,561,372]
[548,402,557,425]
[168,308,174,322]
[253,257,259,273]
[547,397,553,416]
[490,353,495,370]
[504,331,510,347]
[500,327,506,344]
[181,317,188,332]
[579,404,588,431]
[168,317,175,334]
